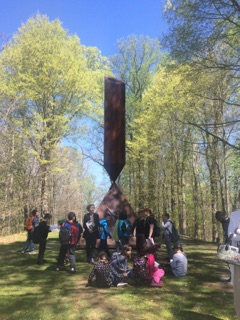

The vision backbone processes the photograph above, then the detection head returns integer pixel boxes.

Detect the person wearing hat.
[170,243,188,277]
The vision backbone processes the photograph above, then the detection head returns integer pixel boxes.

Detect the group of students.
[82,205,187,288]
[86,240,187,289]
[21,205,188,286]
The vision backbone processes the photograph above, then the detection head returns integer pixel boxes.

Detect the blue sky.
[0,0,168,57]
[0,0,168,190]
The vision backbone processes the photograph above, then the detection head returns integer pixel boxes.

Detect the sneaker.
[117,282,128,287]
[28,251,36,255]
[70,268,76,273]
[56,266,64,271]
[21,251,25,254]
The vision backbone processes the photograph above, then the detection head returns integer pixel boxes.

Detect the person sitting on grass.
[144,239,165,287]
[111,245,132,285]
[87,252,128,288]
[170,243,188,277]
[128,240,165,287]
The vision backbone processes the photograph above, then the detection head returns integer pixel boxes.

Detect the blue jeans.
[22,230,35,252]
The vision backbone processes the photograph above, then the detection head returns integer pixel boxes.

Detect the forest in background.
[1,1,240,242]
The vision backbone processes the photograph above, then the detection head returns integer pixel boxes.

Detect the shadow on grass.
[0,234,237,320]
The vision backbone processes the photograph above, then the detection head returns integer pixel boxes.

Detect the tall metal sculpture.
[104,76,125,182]
[97,77,135,229]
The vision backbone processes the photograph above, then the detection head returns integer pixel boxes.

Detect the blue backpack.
[119,219,132,238]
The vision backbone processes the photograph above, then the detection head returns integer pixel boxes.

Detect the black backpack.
[32,226,41,244]
[59,222,72,245]
[168,221,180,243]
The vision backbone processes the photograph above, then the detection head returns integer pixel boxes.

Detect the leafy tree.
[0,14,109,213]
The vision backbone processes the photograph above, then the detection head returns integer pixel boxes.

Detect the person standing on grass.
[22,209,40,254]
[215,211,230,244]
[112,211,121,252]
[144,208,155,241]
[37,213,52,265]
[118,211,132,247]
[56,212,79,273]
[73,214,83,248]
[228,191,240,320]
[133,210,146,256]
[162,213,174,259]
[98,211,112,259]
[83,204,100,264]
[215,210,231,282]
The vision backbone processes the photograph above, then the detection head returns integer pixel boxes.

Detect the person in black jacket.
[37,213,52,265]
[83,204,100,264]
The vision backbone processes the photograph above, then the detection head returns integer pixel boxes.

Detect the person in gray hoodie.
[170,243,188,277]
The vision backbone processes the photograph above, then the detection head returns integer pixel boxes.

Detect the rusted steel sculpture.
[97,182,135,227]
[104,76,125,182]
[80,77,135,248]
[96,182,135,247]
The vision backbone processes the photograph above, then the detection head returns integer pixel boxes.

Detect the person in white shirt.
[228,192,240,320]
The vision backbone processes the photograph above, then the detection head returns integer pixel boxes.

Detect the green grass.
[0,233,237,320]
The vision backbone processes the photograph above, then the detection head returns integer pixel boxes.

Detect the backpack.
[32,226,41,244]
[120,220,132,238]
[59,222,72,245]
[132,256,147,279]
[25,216,33,230]
[168,221,180,243]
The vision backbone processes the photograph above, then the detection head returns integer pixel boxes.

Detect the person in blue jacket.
[118,211,133,248]
[98,212,112,259]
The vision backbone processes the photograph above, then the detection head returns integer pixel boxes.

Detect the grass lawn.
[0,233,237,320]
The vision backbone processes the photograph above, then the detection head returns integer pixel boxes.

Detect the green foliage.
[0,14,108,154]
[0,14,110,214]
